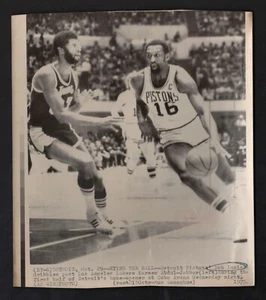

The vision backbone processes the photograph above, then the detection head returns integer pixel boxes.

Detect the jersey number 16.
[154,102,179,116]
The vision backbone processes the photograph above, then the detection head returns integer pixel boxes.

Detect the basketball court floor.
[27,154,252,274]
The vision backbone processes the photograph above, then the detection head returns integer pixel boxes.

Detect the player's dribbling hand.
[104,116,124,125]
[101,116,124,133]
[209,137,232,159]
[209,137,219,150]
[74,89,95,107]
[138,116,159,142]
[141,133,154,142]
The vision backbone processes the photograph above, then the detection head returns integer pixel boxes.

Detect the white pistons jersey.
[140,65,198,131]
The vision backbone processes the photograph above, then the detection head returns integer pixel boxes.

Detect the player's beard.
[150,64,161,74]
[64,48,80,65]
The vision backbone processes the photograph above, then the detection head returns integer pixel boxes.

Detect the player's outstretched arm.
[69,88,98,113]
[130,74,159,141]
[37,68,122,128]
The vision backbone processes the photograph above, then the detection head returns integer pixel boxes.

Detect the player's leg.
[139,140,157,179]
[164,142,228,212]
[125,138,141,175]
[45,140,112,234]
[207,113,236,185]
[215,152,236,185]
[77,142,113,225]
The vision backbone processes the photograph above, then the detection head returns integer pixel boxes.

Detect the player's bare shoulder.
[33,64,56,91]
[34,64,54,80]
[175,65,197,94]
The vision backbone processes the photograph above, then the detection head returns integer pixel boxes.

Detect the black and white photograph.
[12,9,253,288]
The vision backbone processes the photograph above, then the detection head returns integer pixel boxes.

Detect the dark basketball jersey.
[29,63,78,137]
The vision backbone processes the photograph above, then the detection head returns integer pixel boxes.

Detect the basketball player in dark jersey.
[29,31,122,234]
[130,40,246,242]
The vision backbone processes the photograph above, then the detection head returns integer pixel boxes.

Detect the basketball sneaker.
[99,210,127,229]
[97,207,114,225]
[86,211,113,235]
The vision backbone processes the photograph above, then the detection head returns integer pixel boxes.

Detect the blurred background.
[27,10,246,171]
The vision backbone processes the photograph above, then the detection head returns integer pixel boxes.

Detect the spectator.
[233,114,246,141]
[190,41,245,100]
[173,31,181,42]
[195,11,245,36]
[220,131,231,148]
[109,33,118,48]
[236,138,246,167]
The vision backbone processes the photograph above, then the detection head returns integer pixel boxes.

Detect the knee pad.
[94,173,104,188]
[77,176,94,191]
[80,161,94,177]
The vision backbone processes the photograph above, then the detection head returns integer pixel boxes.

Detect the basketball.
[185,146,218,177]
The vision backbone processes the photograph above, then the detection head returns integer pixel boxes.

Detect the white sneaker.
[98,208,115,226]
[102,214,114,226]
[100,213,127,229]
[87,211,113,235]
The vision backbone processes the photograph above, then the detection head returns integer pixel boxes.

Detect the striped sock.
[77,176,98,219]
[95,188,113,225]
[127,168,134,175]
[147,167,156,179]
[211,196,229,213]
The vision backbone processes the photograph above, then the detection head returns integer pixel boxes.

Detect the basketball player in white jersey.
[111,75,157,179]
[29,31,122,234]
[130,40,245,242]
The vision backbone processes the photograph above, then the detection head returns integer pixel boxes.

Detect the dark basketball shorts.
[29,125,82,156]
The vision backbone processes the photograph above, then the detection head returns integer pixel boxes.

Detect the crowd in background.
[218,114,246,167]
[27,11,244,37]
[195,11,245,36]
[189,40,245,100]
[27,33,244,101]
[76,38,146,100]
[27,11,185,36]
[27,33,53,88]
[82,130,127,170]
